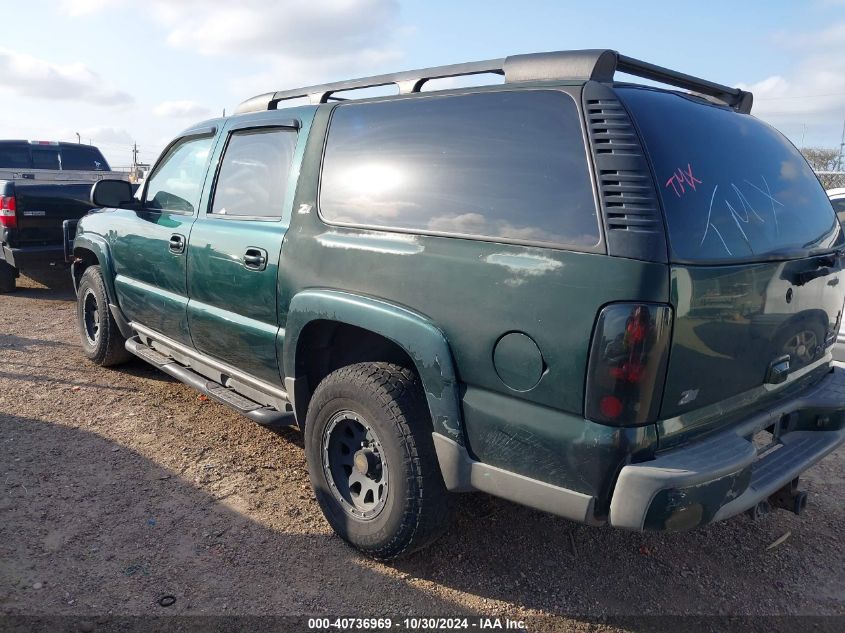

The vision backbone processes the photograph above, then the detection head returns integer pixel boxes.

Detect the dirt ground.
[1,273,843,631]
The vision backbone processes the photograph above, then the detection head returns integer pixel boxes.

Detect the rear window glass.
[0,145,30,169]
[61,146,110,171]
[619,88,842,262]
[319,90,600,249]
[32,149,60,170]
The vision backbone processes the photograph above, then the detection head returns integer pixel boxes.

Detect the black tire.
[0,261,16,293]
[305,362,451,560]
[76,265,131,367]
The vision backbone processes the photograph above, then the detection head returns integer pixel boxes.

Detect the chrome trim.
[130,321,288,402]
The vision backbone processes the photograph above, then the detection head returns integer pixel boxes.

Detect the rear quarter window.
[0,144,31,169]
[319,90,600,249]
[619,88,842,262]
[61,146,110,171]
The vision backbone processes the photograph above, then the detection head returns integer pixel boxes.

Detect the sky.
[0,0,843,168]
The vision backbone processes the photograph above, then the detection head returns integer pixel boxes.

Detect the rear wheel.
[76,265,131,366]
[305,362,451,560]
[0,261,16,293]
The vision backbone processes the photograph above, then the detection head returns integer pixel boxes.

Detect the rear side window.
[210,128,296,218]
[145,135,214,214]
[619,88,842,262]
[319,90,600,249]
[61,146,110,171]
[0,145,30,169]
[32,149,60,170]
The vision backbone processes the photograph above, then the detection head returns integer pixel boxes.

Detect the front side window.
[210,128,297,218]
[319,90,600,248]
[145,135,214,214]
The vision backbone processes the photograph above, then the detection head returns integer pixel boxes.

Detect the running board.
[125,336,296,427]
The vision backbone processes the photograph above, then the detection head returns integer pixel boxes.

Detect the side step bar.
[125,336,296,427]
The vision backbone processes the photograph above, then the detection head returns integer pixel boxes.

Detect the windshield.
[619,87,842,263]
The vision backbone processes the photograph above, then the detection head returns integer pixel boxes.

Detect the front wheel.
[305,362,451,560]
[76,265,132,366]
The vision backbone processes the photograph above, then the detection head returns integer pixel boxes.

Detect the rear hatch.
[618,87,845,445]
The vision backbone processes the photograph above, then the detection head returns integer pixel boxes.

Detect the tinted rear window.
[31,149,60,170]
[619,88,842,262]
[0,144,30,169]
[61,145,110,171]
[319,90,600,249]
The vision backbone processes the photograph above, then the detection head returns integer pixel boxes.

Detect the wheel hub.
[82,289,101,345]
[322,411,388,521]
[353,448,379,475]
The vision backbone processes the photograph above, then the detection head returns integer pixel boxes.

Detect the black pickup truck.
[0,140,127,292]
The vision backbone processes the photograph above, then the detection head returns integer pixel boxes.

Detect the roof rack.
[235,49,752,115]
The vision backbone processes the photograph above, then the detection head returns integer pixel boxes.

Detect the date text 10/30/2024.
[307,617,528,630]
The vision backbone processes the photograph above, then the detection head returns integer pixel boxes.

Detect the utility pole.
[131,143,139,169]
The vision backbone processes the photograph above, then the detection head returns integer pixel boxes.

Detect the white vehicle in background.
[829,188,845,361]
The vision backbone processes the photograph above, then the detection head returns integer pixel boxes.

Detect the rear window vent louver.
[583,84,667,262]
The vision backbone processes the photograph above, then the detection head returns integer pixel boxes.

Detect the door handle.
[169,233,186,254]
[243,247,268,271]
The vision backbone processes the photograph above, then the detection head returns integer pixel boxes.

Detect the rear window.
[619,88,842,262]
[31,149,60,170]
[61,145,110,171]
[0,144,30,169]
[319,90,600,249]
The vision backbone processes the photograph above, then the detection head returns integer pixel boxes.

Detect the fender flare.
[72,232,133,339]
[282,289,464,443]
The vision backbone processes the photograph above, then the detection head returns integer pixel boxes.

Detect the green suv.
[70,50,845,559]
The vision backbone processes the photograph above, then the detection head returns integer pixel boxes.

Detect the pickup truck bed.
[0,180,96,277]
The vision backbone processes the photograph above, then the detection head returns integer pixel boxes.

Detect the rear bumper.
[609,366,845,531]
[1,244,66,271]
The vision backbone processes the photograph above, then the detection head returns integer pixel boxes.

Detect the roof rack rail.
[235,49,752,115]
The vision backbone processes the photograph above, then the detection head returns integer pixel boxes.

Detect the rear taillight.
[0,195,16,228]
[585,302,673,426]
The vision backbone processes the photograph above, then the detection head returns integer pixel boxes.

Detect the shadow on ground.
[0,415,466,619]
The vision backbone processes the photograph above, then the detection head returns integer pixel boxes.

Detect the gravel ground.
[1,274,843,630]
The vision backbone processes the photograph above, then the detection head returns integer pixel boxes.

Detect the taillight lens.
[0,195,16,228]
[585,302,673,426]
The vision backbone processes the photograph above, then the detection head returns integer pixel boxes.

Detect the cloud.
[0,48,133,107]
[62,0,404,97]
[153,100,211,119]
[738,21,845,143]
[74,126,134,145]
[60,0,120,16]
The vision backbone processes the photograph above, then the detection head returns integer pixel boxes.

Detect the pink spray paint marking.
[665,164,702,197]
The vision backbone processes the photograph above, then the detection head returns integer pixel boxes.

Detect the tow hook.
[769,478,808,516]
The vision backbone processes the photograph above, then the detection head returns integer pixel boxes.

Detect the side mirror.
[91,179,137,209]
